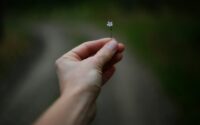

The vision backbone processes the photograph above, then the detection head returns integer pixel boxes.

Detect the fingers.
[103,52,123,71]
[103,43,125,69]
[101,43,125,85]
[61,37,125,62]
[93,39,118,68]
[118,43,125,53]
[102,66,116,85]
[62,38,111,60]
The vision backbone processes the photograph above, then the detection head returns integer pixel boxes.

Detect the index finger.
[63,38,112,60]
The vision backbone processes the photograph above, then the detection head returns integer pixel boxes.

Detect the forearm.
[34,86,100,125]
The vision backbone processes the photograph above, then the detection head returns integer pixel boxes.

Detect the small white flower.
[107,21,113,27]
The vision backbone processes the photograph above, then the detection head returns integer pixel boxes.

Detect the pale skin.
[34,38,125,125]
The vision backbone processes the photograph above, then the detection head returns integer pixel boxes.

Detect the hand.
[55,38,125,95]
[35,38,125,125]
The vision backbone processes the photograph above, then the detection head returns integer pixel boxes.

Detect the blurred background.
[0,0,200,125]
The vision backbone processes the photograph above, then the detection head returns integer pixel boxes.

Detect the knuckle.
[83,42,90,49]
[94,53,112,67]
[55,57,68,68]
[55,56,73,69]
[100,53,110,60]
[90,57,102,69]
[55,58,62,68]
[82,42,88,48]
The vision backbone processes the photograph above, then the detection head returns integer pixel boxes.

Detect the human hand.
[34,38,125,125]
[55,38,125,95]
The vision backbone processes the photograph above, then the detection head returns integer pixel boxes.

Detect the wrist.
[54,84,99,125]
[60,83,101,100]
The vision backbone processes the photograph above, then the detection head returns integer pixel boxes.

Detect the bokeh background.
[0,0,200,125]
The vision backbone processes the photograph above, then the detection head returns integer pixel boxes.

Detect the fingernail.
[106,39,118,52]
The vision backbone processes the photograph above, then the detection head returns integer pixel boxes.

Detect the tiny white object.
[107,21,113,27]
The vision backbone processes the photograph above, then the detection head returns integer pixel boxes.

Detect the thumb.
[93,39,118,68]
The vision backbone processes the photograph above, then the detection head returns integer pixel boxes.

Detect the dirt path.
[2,22,178,125]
